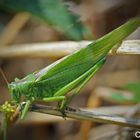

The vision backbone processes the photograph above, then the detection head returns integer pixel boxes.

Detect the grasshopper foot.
[58,102,67,119]
[59,108,67,120]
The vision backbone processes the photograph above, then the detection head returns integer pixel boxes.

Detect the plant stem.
[2,114,8,140]
[29,104,140,128]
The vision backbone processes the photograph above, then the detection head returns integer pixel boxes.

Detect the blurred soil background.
[0,0,140,140]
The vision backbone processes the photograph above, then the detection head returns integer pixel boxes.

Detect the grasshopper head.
[8,81,32,104]
[8,74,36,104]
[8,82,22,103]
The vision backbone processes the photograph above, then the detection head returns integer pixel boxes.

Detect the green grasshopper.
[7,18,140,119]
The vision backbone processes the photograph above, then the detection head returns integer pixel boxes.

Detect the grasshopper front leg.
[21,100,31,120]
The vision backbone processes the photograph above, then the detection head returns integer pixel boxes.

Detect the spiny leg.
[59,89,79,112]
[43,96,67,118]
[60,58,106,110]
[43,96,65,102]
[21,100,31,120]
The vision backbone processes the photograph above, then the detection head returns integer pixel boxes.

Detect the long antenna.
[0,68,9,85]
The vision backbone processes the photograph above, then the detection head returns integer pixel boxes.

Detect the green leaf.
[125,82,140,102]
[0,0,91,40]
[110,82,140,103]
[35,18,140,95]
[110,92,129,103]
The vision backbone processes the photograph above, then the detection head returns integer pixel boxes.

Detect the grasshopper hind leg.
[59,58,106,113]
[58,99,67,119]
[58,96,78,119]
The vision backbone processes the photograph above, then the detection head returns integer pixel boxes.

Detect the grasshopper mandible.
[7,18,140,119]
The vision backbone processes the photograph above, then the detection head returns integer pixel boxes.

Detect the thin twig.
[29,104,140,128]
[0,12,30,46]
[0,105,138,124]
[0,40,140,58]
